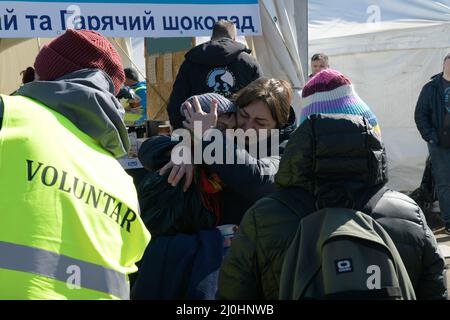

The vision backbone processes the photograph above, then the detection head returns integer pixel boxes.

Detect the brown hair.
[233,78,293,128]
[211,20,237,40]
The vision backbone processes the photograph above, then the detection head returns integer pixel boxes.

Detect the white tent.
[308,0,450,191]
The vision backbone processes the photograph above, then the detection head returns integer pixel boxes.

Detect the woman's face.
[217,113,237,132]
[236,100,277,132]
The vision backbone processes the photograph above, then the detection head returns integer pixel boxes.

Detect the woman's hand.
[182,96,218,135]
[159,161,194,192]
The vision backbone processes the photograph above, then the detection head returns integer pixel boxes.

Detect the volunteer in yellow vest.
[0,29,150,300]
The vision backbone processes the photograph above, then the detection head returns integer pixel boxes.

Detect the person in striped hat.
[300,69,381,135]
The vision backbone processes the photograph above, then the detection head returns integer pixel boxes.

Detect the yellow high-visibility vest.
[0,95,150,300]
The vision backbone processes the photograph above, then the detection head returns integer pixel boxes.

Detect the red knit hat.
[34,29,124,94]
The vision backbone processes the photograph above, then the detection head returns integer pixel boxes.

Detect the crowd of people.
[0,19,449,300]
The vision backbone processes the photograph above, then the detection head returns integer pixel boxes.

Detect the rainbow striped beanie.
[300,69,381,134]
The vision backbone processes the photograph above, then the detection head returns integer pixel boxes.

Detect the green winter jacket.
[218,114,447,300]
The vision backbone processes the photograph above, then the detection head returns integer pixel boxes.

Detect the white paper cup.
[217,224,238,248]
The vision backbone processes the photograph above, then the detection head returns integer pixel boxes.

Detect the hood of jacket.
[185,37,251,66]
[275,113,388,208]
[16,69,129,158]
[429,72,444,88]
[138,135,177,172]
[279,107,297,143]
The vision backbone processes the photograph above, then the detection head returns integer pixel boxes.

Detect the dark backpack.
[272,189,416,300]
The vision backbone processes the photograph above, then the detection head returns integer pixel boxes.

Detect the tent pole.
[112,38,146,80]
[295,0,308,83]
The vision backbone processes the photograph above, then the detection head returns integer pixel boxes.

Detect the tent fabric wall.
[310,23,450,56]
[111,37,134,70]
[308,0,450,191]
[246,0,305,122]
[0,37,134,95]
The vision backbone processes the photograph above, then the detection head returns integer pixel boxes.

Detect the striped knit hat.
[300,69,381,134]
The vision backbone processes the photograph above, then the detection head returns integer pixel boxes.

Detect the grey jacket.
[1,69,128,158]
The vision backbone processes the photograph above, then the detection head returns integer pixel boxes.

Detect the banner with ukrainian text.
[0,0,261,38]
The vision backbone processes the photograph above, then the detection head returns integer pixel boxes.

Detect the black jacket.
[415,73,446,144]
[167,37,262,129]
[218,114,447,300]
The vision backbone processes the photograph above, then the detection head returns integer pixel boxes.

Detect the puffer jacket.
[218,114,447,300]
